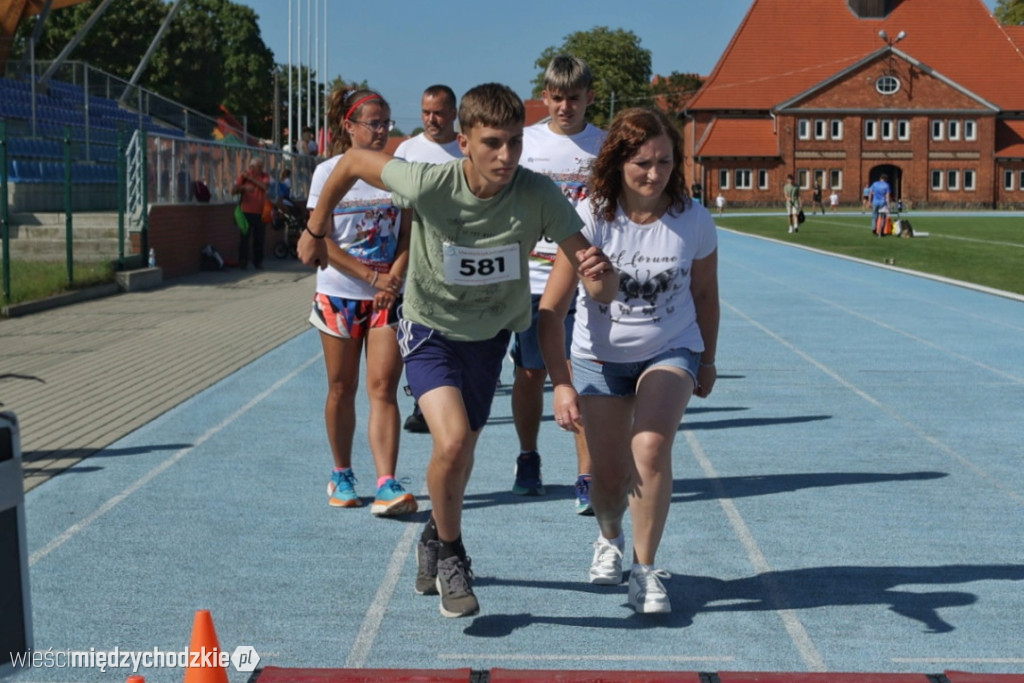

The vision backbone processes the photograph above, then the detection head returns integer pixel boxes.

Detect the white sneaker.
[628,564,671,613]
[589,535,623,584]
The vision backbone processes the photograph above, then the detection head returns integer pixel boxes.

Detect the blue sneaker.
[574,475,594,516]
[327,469,361,508]
[512,451,545,496]
[372,478,418,517]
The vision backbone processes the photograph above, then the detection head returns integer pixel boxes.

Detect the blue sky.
[237,0,1002,136]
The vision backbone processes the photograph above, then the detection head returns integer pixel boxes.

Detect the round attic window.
[876,75,901,95]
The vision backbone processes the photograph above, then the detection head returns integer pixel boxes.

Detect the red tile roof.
[995,119,1024,158]
[1005,25,1024,51]
[696,118,779,158]
[524,99,549,126]
[688,0,1024,112]
[384,137,407,155]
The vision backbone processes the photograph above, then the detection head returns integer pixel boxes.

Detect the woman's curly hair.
[589,107,689,223]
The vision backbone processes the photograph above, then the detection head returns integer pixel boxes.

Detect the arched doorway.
[869,164,902,202]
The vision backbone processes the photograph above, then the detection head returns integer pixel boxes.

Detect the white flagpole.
[296,0,303,145]
[322,0,328,155]
[306,0,312,129]
[287,0,293,155]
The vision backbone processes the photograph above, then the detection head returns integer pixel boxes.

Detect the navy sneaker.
[512,451,545,496]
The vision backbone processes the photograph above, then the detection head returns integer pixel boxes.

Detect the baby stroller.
[272,199,307,259]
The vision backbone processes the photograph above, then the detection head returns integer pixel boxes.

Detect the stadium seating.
[2,74,185,193]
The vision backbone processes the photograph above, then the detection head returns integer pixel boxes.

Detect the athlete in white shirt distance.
[510,55,606,515]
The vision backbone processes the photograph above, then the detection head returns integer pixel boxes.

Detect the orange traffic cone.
[183,610,229,683]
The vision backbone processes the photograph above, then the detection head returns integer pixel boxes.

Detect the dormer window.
[876,75,900,95]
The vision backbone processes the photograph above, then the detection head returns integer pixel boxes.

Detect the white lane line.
[931,233,1024,249]
[719,228,1024,303]
[345,479,432,667]
[685,430,828,673]
[345,521,421,668]
[727,261,1024,385]
[726,301,1024,506]
[29,353,323,567]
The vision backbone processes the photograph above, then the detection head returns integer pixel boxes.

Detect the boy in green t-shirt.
[299,82,618,618]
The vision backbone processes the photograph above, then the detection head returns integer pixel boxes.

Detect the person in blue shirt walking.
[869,174,892,236]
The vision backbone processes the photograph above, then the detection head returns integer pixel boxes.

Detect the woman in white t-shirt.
[307,88,415,517]
[539,107,720,614]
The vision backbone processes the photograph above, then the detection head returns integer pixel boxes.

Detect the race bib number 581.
[442,243,520,286]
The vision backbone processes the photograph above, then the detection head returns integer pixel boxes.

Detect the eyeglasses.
[351,119,395,133]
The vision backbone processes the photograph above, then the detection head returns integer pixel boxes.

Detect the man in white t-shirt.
[394,85,463,434]
[394,85,462,164]
[511,55,606,515]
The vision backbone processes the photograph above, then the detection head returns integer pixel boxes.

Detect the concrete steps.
[5,211,130,262]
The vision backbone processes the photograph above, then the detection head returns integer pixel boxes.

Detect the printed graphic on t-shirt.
[333,198,399,268]
[530,165,593,264]
[603,251,686,323]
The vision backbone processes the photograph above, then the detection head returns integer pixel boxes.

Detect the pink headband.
[345,94,381,121]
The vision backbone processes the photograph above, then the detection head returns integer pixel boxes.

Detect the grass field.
[715,211,1024,296]
[1,260,115,310]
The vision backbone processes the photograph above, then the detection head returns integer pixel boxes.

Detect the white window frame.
[830,119,843,140]
[814,119,827,140]
[881,119,894,140]
[931,170,944,190]
[735,169,753,189]
[718,169,730,190]
[897,120,910,141]
[964,120,977,141]
[947,169,960,191]
[1020,170,1024,190]
[757,169,769,190]
[797,119,811,140]
[829,169,843,190]
[963,169,976,191]
[931,119,944,141]
[865,119,877,140]
[1005,169,1016,191]
[797,169,810,189]
[948,120,960,141]
[875,75,901,95]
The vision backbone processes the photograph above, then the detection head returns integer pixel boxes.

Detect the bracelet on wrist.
[700,360,716,368]
[370,271,379,287]
[305,226,327,239]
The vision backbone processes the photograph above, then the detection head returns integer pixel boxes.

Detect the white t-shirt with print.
[572,198,718,362]
[521,122,606,294]
[393,133,462,163]
[307,154,402,300]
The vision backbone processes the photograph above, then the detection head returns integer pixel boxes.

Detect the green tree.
[148,0,227,121]
[533,26,652,127]
[995,0,1024,23]
[12,0,167,81]
[11,0,274,137]
[209,0,275,138]
[651,71,704,117]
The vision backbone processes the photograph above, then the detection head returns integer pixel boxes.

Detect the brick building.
[683,0,1024,209]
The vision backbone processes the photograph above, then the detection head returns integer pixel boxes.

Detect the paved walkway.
[0,259,316,492]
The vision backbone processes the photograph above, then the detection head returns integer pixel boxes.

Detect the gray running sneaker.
[415,540,440,595]
[435,554,479,618]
